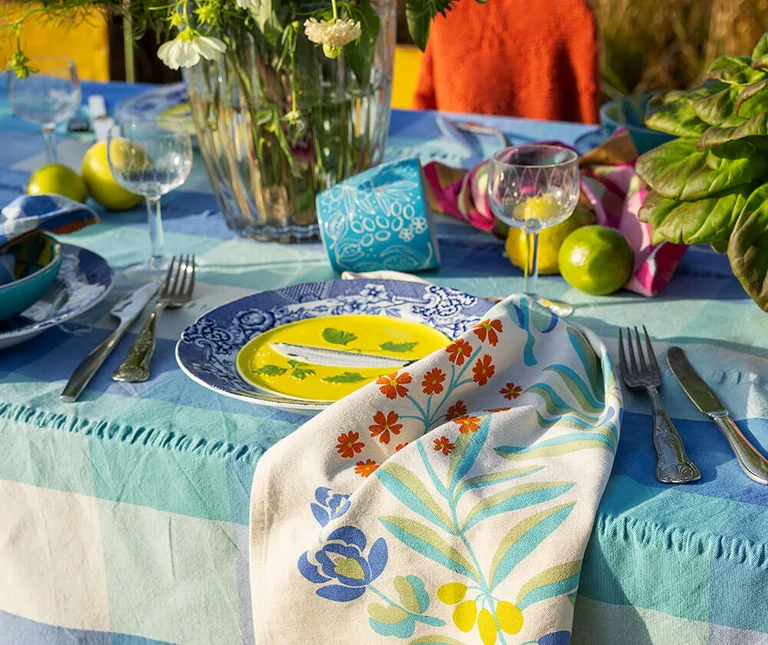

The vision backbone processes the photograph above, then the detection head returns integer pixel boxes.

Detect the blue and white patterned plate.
[115,82,195,136]
[0,243,114,350]
[175,279,494,409]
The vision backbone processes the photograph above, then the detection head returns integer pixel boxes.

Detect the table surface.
[1,81,767,645]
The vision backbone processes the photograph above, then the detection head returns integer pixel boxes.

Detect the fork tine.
[643,325,661,376]
[625,327,638,373]
[177,254,190,296]
[617,329,628,378]
[633,326,648,372]
[160,256,176,297]
[186,255,196,299]
[170,254,184,295]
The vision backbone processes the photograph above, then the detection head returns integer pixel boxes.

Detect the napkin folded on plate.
[250,295,622,644]
[424,131,687,297]
[0,194,99,284]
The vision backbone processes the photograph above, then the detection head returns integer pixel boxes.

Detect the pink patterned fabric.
[424,134,686,297]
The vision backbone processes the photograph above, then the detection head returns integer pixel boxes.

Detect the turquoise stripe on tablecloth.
[0,80,767,644]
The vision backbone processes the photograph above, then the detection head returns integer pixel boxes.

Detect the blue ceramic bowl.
[0,233,62,321]
[600,92,676,155]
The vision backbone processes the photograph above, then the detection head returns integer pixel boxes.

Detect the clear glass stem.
[146,196,165,269]
[524,229,539,297]
[42,125,57,164]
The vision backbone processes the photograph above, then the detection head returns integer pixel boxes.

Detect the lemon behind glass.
[26,163,88,203]
[81,140,143,211]
[505,205,596,275]
[558,225,635,295]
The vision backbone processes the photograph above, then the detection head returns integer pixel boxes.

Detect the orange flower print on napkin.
[369,411,403,444]
[336,431,365,458]
[395,442,408,451]
[422,368,446,395]
[377,371,412,399]
[472,354,495,386]
[500,382,522,400]
[453,415,481,434]
[433,435,455,455]
[445,400,468,421]
[446,338,472,365]
[473,318,503,346]
[354,459,378,478]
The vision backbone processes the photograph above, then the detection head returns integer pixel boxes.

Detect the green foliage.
[380,341,418,353]
[636,31,768,311]
[253,364,288,376]
[322,327,358,345]
[322,371,367,383]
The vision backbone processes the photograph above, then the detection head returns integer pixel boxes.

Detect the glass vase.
[183,1,395,242]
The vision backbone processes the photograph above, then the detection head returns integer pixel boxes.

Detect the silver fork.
[112,255,196,383]
[618,326,701,484]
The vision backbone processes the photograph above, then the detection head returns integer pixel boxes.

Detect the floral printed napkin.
[250,296,622,644]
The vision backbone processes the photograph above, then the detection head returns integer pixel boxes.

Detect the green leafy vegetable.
[321,328,358,345]
[322,372,368,383]
[638,187,752,245]
[253,364,288,376]
[636,138,767,200]
[287,359,308,367]
[638,31,768,311]
[728,184,768,311]
[290,366,316,380]
[379,341,418,353]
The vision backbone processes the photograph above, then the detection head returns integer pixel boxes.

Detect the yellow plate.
[236,314,450,403]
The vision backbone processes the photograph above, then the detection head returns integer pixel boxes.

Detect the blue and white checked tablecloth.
[1,81,768,645]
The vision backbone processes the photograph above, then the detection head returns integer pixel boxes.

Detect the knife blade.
[271,342,411,369]
[60,281,161,402]
[666,346,768,484]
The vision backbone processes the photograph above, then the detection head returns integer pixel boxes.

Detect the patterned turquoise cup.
[315,158,441,273]
[0,232,62,320]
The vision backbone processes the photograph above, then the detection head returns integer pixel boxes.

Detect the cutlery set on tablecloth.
[60,254,195,402]
[619,326,768,485]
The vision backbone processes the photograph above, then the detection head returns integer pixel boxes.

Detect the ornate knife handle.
[112,304,166,383]
[646,385,701,484]
[712,414,768,485]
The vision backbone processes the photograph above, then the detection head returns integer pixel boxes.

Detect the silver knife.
[60,281,161,402]
[666,346,768,485]
[271,342,410,369]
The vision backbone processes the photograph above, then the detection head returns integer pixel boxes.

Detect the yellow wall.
[1,3,110,82]
[392,45,423,110]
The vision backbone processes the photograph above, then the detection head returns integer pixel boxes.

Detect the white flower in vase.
[157,29,226,70]
[235,0,260,12]
[304,18,362,58]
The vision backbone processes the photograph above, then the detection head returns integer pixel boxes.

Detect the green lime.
[505,205,596,275]
[27,163,88,203]
[558,225,634,295]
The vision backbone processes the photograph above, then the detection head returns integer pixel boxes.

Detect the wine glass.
[487,145,580,316]
[8,56,81,164]
[107,120,193,278]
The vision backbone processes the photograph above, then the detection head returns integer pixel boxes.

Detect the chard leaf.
[638,187,751,245]
[728,183,768,311]
[752,33,768,70]
[697,111,768,149]
[636,138,768,200]
[644,92,709,137]
[711,239,729,254]
[737,81,768,118]
[690,85,743,125]
[708,55,768,85]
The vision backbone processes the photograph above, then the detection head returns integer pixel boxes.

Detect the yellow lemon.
[558,225,635,295]
[452,599,477,632]
[477,608,498,645]
[437,582,468,605]
[496,601,524,635]
[505,205,596,275]
[81,141,143,211]
[26,163,88,203]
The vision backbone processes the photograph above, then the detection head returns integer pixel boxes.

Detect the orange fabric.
[413,0,601,123]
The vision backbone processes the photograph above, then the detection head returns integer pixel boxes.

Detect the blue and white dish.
[316,158,441,274]
[0,243,114,350]
[175,279,493,409]
[115,82,195,136]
